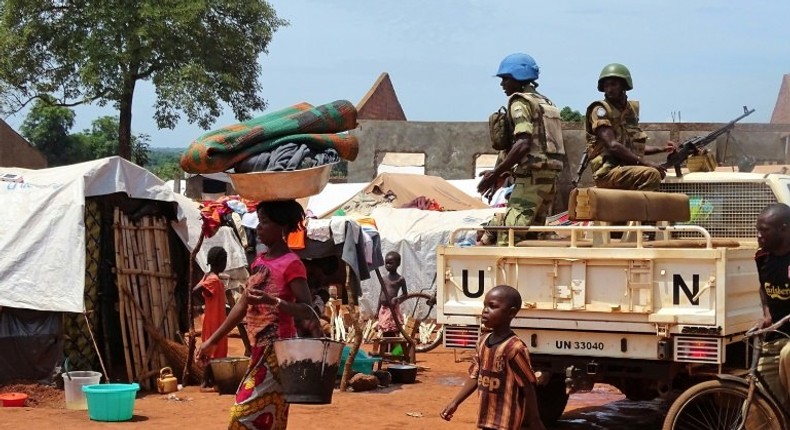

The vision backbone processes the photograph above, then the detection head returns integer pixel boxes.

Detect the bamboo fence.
[113,208,182,390]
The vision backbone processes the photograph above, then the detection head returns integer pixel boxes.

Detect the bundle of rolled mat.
[180,100,359,174]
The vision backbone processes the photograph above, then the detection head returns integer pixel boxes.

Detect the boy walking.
[441,285,545,430]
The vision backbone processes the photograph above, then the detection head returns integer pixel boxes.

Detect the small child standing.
[193,246,228,391]
[376,251,408,336]
[441,284,545,430]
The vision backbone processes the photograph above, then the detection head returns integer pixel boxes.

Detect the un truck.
[436,172,789,423]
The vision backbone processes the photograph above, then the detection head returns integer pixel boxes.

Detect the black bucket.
[273,338,343,404]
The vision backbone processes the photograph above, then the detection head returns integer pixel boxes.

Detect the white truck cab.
[436,172,790,423]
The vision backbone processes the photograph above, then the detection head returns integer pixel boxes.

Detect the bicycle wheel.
[663,380,787,430]
[394,292,443,353]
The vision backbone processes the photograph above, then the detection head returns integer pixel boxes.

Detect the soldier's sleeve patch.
[512,104,527,120]
[596,107,607,118]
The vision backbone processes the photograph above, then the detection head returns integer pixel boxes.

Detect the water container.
[83,383,139,422]
[62,371,102,410]
[273,337,343,404]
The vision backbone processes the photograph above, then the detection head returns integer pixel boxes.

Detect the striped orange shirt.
[469,332,536,430]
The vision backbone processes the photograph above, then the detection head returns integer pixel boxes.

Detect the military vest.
[585,99,647,177]
[509,91,565,172]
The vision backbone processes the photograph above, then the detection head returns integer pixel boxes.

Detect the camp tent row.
[0,157,245,384]
[0,158,500,383]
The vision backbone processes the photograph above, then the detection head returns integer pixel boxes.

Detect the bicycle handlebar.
[745,313,790,338]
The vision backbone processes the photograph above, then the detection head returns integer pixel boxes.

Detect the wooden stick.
[154,217,177,340]
[113,209,134,383]
[129,216,154,389]
[120,216,141,382]
[122,215,147,388]
[340,269,364,392]
[182,231,205,385]
[143,217,166,368]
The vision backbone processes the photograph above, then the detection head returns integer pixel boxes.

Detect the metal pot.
[387,364,418,384]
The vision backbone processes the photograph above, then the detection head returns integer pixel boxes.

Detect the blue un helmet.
[496,53,540,82]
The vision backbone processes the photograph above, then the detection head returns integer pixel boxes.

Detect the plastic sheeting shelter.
[318,172,489,218]
[357,206,502,316]
[0,157,245,382]
[0,157,245,313]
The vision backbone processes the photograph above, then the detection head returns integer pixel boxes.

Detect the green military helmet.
[597,63,633,91]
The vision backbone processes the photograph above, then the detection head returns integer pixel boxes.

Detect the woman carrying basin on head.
[198,199,319,429]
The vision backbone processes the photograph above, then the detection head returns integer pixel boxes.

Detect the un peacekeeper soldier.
[478,53,565,245]
[585,63,675,191]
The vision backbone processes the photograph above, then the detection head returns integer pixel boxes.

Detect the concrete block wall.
[348,120,790,184]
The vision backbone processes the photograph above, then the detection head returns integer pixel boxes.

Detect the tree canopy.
[0,0,287,159]
[21,97,151,166]
[19,95,86,166]
[560,106,584,122]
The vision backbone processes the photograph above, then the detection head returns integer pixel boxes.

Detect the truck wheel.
[534,375,568,426]
[622,378,658,401]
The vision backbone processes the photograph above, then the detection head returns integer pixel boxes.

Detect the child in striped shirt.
[441,285,545,430]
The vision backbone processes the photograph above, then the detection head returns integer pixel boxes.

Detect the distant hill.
[150,147,184,154]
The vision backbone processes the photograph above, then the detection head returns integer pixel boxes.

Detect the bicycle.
[662,313,790,430]
[372,271,443,354]
[391,283,443,353]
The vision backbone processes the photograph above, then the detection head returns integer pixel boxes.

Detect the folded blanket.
[234,143,341,173]
[180,100,359,173]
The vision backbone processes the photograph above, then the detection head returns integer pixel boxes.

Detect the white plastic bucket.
[62,371,102,410]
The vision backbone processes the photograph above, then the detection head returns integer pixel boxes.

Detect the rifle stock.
[661,106,754,177]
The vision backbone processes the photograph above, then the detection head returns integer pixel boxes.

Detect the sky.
[4,0,790,148]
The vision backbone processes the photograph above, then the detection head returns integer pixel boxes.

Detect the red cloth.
[199,195,258,238]
[400,196,443,211]
[199,273,228,359]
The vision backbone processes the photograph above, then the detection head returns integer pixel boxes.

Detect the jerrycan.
[157,367,178,394]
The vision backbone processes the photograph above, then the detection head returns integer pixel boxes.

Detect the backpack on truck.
[489,93,566,169]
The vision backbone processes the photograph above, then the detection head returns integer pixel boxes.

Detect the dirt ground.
[0,334,644,430]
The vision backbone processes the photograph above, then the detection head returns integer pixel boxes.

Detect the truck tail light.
[444,325,480,349]
[674,337,722,364]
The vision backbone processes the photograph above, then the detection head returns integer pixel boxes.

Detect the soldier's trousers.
[594,165,662,191]
[494,169,559,246]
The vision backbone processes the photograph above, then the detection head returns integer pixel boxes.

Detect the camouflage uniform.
[585,99,661,191]
[491,87,564,245]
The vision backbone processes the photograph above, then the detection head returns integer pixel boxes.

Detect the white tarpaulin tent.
[357,206,502,316]
[0,156,246,313]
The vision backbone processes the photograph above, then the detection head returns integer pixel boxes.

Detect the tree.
[73,116,151,166]
[560,106,584,123]
[19,96,89,166]
[0,1,287,160]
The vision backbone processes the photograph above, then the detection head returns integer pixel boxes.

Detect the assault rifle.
[572,151,589,187]
[661,106,755,177]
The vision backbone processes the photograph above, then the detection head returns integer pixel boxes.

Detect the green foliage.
[72,116,151,166]
[147,149,184,181]
[560,106,584,122]
[0,1,287,159]
[19,96,88,166]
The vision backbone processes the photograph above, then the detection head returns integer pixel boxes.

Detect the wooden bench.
[369,319,418,369]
